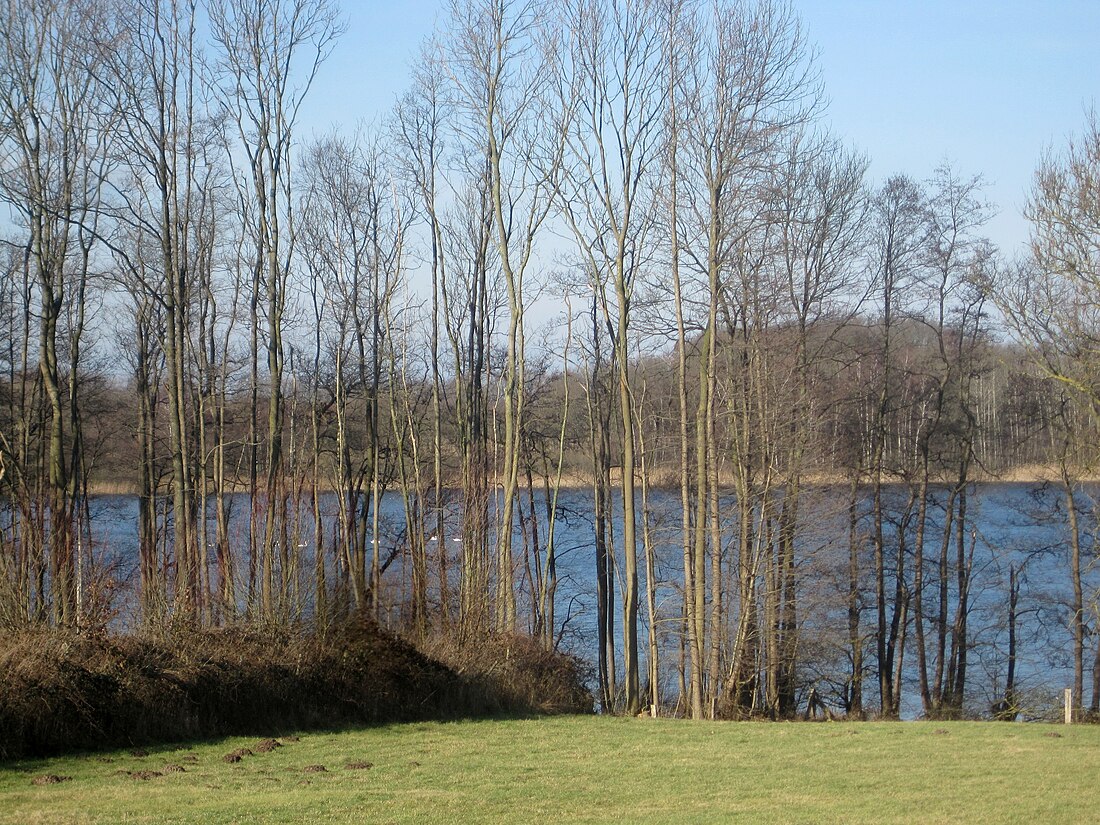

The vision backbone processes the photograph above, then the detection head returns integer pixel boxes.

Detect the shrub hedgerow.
[0,618,590,760]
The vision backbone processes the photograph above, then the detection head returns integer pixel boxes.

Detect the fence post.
[1065,688,1073,724]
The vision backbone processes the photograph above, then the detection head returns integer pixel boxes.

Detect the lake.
[74,480,1095,719]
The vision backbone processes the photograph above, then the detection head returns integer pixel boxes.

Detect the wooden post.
[1065,688,1073,724]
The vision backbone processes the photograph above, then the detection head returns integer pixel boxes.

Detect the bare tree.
[675,0,820,718]
[208,0,343,621]
[102,0,233,626]
[999,111,1100,716]
[762,129,868,717]
[393,48,455,626]
[555,0,667,716]
[443,0,560,634]
[865,173,927,716]
[0,0,115,625]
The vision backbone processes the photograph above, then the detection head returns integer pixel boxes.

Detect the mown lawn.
[1,716,1096,824]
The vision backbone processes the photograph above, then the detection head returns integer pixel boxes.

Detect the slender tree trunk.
[846,471,863,717]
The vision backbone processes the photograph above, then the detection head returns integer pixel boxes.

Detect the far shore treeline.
[2,0,1100,725]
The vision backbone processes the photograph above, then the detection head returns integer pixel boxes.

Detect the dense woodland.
[3,0,1100,722]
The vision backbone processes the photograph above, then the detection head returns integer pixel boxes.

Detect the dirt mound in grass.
[31,774,70,786]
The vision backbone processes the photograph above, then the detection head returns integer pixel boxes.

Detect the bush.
[0,619,592,760]
[420,631,593,716]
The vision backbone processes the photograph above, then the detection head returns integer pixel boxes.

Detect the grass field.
[2,716,1097,824]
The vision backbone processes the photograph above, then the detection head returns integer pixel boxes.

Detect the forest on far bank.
[59,321,1100,495]
[3,0,1100,725]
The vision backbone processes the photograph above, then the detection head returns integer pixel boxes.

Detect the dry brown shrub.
[420,631,593,716]
[0,618,592,760]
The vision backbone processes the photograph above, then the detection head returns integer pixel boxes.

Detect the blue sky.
[298,0,1099,257]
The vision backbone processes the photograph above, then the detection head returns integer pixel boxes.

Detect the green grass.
[2,716,1097,824]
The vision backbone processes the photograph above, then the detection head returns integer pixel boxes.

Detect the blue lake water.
[76,481,1096,719]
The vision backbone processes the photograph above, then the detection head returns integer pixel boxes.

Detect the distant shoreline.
[78,464,1095,497]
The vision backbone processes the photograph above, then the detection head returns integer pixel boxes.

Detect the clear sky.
[298,0,1100,257]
